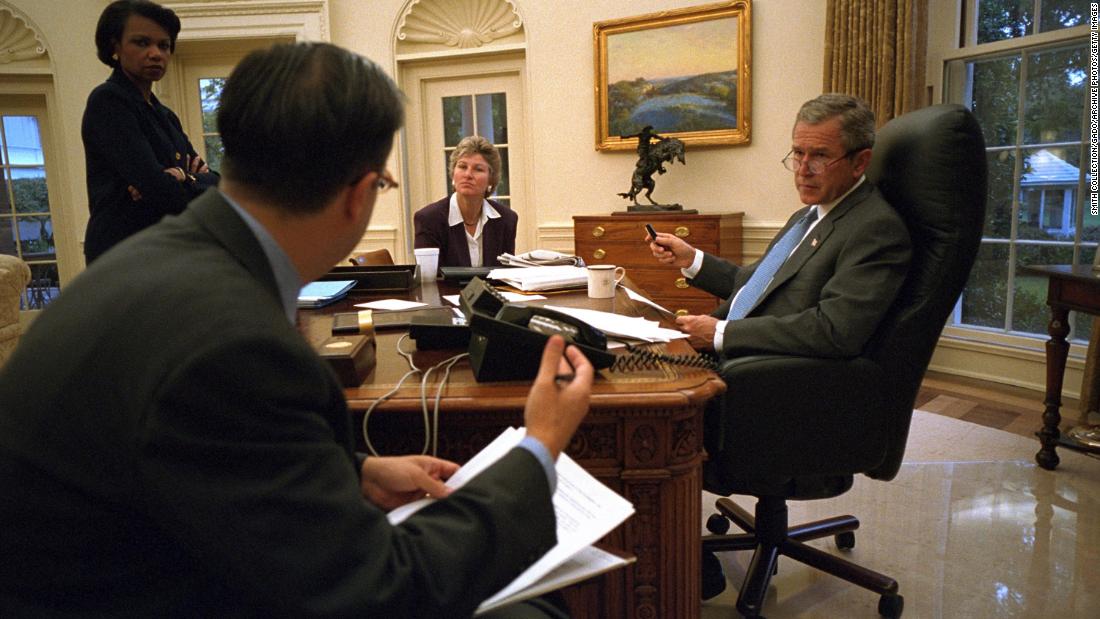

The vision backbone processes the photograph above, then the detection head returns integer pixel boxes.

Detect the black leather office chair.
[701,104,987,618]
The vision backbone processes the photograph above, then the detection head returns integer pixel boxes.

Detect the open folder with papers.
[486,265,588,292]
[386,427,635,615]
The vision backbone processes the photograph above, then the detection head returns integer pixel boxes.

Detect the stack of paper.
[486,265,588,291]
[542,305,687,343]
[297,280,356,308]
[497,249,584,267]
[387,427,635,615]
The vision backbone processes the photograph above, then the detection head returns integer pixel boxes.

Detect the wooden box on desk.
[574,212,743,315]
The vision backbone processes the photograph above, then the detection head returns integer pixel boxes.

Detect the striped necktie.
[726,208,818,321]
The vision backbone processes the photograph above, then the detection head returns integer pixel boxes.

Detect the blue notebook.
[297,280,356,308]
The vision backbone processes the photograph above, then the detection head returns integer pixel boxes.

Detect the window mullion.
[1005,50,1030,333]
[1074,79,1091,262]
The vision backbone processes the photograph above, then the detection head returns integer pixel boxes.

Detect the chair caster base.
[707,512,731,535]
[878,592,904,617]
[835,531,856,550]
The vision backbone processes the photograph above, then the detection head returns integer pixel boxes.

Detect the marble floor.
[700,411,1100,618]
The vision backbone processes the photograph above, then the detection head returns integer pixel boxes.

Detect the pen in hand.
[555,349,577,384]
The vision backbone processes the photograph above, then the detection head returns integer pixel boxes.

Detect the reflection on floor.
[700,411,1100,618]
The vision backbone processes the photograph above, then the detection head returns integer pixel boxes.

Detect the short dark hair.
[796,93,876,152]
[217,42,405,213]
[95,0,181,69]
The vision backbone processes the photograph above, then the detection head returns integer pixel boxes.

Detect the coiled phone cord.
[611,342,720,372]
[361,334,467,457]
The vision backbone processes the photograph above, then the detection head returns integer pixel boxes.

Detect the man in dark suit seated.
[646,93,913,598]
[0,42,592,618]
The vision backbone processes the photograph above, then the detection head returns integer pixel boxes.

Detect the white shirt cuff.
[681,249,705,278]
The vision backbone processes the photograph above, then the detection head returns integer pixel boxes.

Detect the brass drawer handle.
[675,309,689,317]
[592,226,605,238]
[593,248,606,260]
[675,277,688,289]
[675,226,690,238]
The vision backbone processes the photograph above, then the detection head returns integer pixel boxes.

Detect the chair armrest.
[711,355,890,480]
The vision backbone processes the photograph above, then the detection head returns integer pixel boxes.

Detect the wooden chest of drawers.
[573,213,743,316]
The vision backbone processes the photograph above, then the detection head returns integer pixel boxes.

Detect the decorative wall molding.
[352,226,399,260]
[0,5,47,66]
[534,223,574,254]
[165,1,329,42]
[396,0,522,49]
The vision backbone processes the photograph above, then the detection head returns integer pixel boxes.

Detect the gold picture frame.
[593,1,751,152]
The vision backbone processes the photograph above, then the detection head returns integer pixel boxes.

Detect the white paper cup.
[587,265,625,298]
[414,247,440,280]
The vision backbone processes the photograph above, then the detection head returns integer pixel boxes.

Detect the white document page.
[384,427,635,613]
[474,546,635,616]
[623,286,676,316]
[542,305,687,343]
[476,450,635,609]
[486,266,588,291]
[386,427,524,524]
[442,292,546,307]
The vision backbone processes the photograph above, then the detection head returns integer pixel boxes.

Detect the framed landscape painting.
[594,1,751,151]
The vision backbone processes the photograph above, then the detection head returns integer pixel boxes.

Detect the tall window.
[198,77,226,172]
[0,114,56,310]
[442,93,511,207]
[944,0,1093,342]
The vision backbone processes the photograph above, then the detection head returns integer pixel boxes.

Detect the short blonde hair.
[448,136,502,198]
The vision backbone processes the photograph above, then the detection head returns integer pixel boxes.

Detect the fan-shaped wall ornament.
[397,0,522,49]
[0,6,46,65]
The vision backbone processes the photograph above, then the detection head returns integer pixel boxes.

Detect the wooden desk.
[1019,264,1100,470]
[298,280,725,618]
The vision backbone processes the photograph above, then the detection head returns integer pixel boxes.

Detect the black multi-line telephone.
[460,278,615,381]
[459,278,717,381]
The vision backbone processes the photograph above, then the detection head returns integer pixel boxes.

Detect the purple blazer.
[413,196,518,267]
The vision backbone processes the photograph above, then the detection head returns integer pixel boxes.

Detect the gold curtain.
[823,0,928,125]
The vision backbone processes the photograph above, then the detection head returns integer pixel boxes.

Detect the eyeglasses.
[781,149,861,174]
[374,169,399,194]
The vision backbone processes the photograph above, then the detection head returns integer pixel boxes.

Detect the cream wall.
[3,0,824,269]
[0,0,1080,399]
[0,0,110,283]
[328,0,827,260]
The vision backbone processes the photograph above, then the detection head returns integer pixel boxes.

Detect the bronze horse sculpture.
[618,134,686,206]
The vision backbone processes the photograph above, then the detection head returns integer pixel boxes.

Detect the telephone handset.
[468,304,616,382]
[495,304,609,350]
[459,277,606,349]
[459,277,508,318]
[459,277,714,381]
[461,276,617,381]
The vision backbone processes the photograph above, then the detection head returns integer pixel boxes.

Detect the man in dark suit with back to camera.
[0,42,591,618]
[647,93,912,598]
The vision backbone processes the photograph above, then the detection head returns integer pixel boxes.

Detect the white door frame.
[399,52,530,256]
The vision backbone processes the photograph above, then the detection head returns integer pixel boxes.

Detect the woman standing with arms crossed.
[82,0,219,264]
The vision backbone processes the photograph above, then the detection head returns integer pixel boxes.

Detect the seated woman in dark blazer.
[414,136,517,267]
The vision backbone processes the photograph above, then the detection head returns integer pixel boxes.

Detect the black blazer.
[690,181,912,359]
[81,69,219,263]
[0,190,555,617]
[413,195,518,267]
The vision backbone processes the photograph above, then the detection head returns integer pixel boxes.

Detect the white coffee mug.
[413,247,440,280]
[587,265,626,298]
